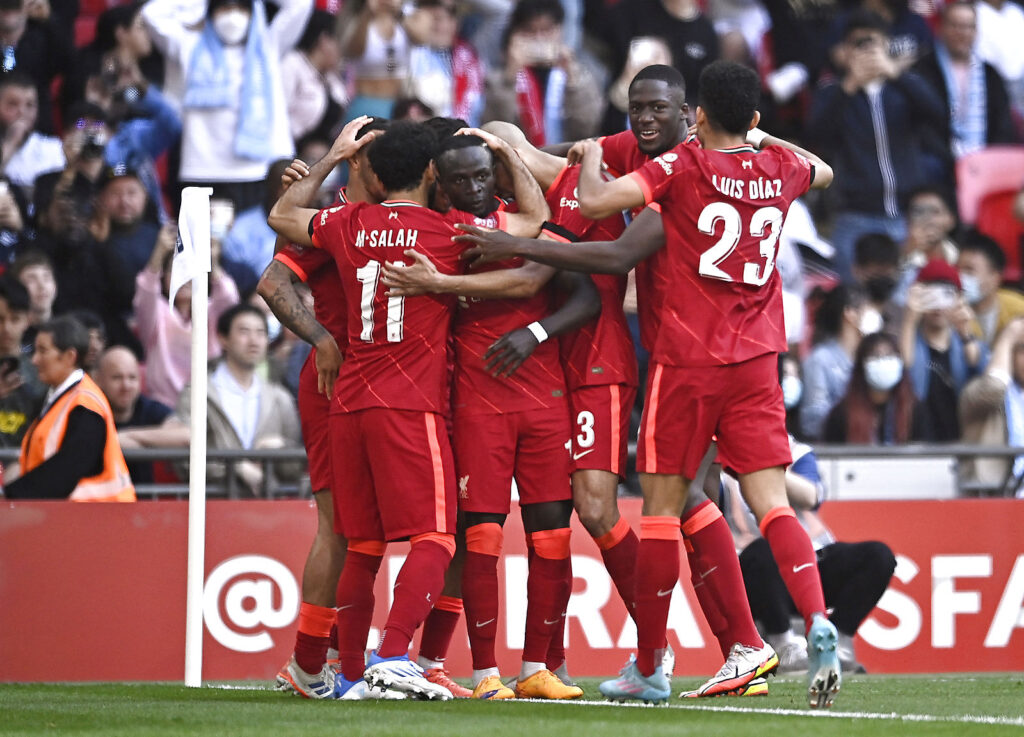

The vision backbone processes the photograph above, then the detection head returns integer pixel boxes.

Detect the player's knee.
[574,494,615,537]
[522,499,572,532]
[410,531,457,558]
[465,521,504,557]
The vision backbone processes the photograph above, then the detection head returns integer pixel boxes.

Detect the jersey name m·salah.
[311,200,486,413]
[543,165,637,390]
[628,142,813,367]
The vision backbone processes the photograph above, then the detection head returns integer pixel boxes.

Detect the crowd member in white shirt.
[974,0,1024,126]
[174,303,304,496]
[141,0,312,212]
[0,72,64,194]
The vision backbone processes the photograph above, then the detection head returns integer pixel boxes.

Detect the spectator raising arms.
[340,0,410,121]
[142,0,312,212]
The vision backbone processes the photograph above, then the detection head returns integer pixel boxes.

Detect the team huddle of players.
[262,60,843,709]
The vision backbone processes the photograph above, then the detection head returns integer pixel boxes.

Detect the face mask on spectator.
[864,355,903,391]
[859,307,884,336]
[213,10,250,45]
[782,375,803,409]
[864,274,896,303]
[959,272,982,305]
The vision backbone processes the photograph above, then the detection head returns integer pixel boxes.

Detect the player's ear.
[749,110,761,131]
[695,106,706,128]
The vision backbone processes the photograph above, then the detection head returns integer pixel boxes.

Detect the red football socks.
[683,500,762,652]
[378,535,455,658]
[594,516,639,619]
[523,528,571,664]
[760,507,826,631]
[462,523,503,670]
[418,596,463,664]
[293,602,335,675]
[336,546,384,681]
[634,516,680,676]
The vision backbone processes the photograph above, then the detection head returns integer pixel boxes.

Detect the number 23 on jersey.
[697,203,784,287]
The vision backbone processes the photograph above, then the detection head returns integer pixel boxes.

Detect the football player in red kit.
[268,119,548,699]
[455,61,842,709]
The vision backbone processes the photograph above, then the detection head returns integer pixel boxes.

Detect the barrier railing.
[2,444,1021,499]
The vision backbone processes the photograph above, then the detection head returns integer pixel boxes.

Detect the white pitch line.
[508,698,1024,728]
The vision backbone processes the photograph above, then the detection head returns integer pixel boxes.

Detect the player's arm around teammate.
[267,115,381,246]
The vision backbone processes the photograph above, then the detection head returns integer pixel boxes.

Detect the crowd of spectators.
[0,0,1022,497]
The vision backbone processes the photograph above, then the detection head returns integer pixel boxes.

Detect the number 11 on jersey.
[356,261,405,343]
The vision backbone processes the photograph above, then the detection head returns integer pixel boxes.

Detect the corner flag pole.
[174,187,214,688]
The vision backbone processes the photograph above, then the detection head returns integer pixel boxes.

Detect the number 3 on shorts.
[697,203,783,286]
[576,411,595,448]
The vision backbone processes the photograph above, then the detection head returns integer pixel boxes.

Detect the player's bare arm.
[575,139,646,219]
[750,128,834,189]
[457,126,551,235]
[256,259,342,398]
[268,115,379,245]
[485,270,601,378]
[455,205,666,275]
[383,248,556,299]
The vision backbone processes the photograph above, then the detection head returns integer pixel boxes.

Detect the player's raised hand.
[328,115,381,161]
[453,223,520,267]
[484,327,540,378]
[455,126,510,152]
[281,159,309,190]
[382,250,442,296]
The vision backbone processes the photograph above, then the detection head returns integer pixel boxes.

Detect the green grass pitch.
[2,674,1022,736]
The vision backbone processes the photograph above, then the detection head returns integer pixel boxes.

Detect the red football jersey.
[543,165,637,390]
[451,205,568,417]
[628,143,813,367]
[598,130,650,179]
[311,199,484,413]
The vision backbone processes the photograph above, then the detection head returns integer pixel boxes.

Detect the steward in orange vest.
[5,316,135,502]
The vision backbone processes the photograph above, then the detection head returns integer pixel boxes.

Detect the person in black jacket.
[913,1,1016,178]
[809,10,946,286]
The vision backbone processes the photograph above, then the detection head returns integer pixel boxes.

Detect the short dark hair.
[908,184,956,214]
[629,64,686,98]
[434,135,493,175]
[843,9,889,41]
[367,121,438,192]
[297,9,335,52]
[0,275,30,313]
[10,250,54,281]
[38,315,91,368]
[94,1,144,54]
[0,71,35,94]
[960,229,1007,273]
[697,61,760,135]
[216,303,267,337]
[423,116,469,144]
[813,283,867,341]
[507,0,564,37]
[941,0,976,21]
[356,117,390,140]
[854,232,900,267]
[70,308,106,339]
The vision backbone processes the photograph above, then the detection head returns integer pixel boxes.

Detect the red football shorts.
[453,405,572,514]
[568,383,636,477]
[636,353,791,479]
[330,408,457,541]
[297,351,332,492]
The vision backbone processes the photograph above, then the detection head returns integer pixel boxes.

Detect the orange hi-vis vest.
[19,373,136,502]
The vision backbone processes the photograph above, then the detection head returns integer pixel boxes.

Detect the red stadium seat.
[956,146,1024,283]
[976,190,1024,283]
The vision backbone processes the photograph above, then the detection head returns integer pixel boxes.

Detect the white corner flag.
[170,187,214,307]
[178,187,213,688]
